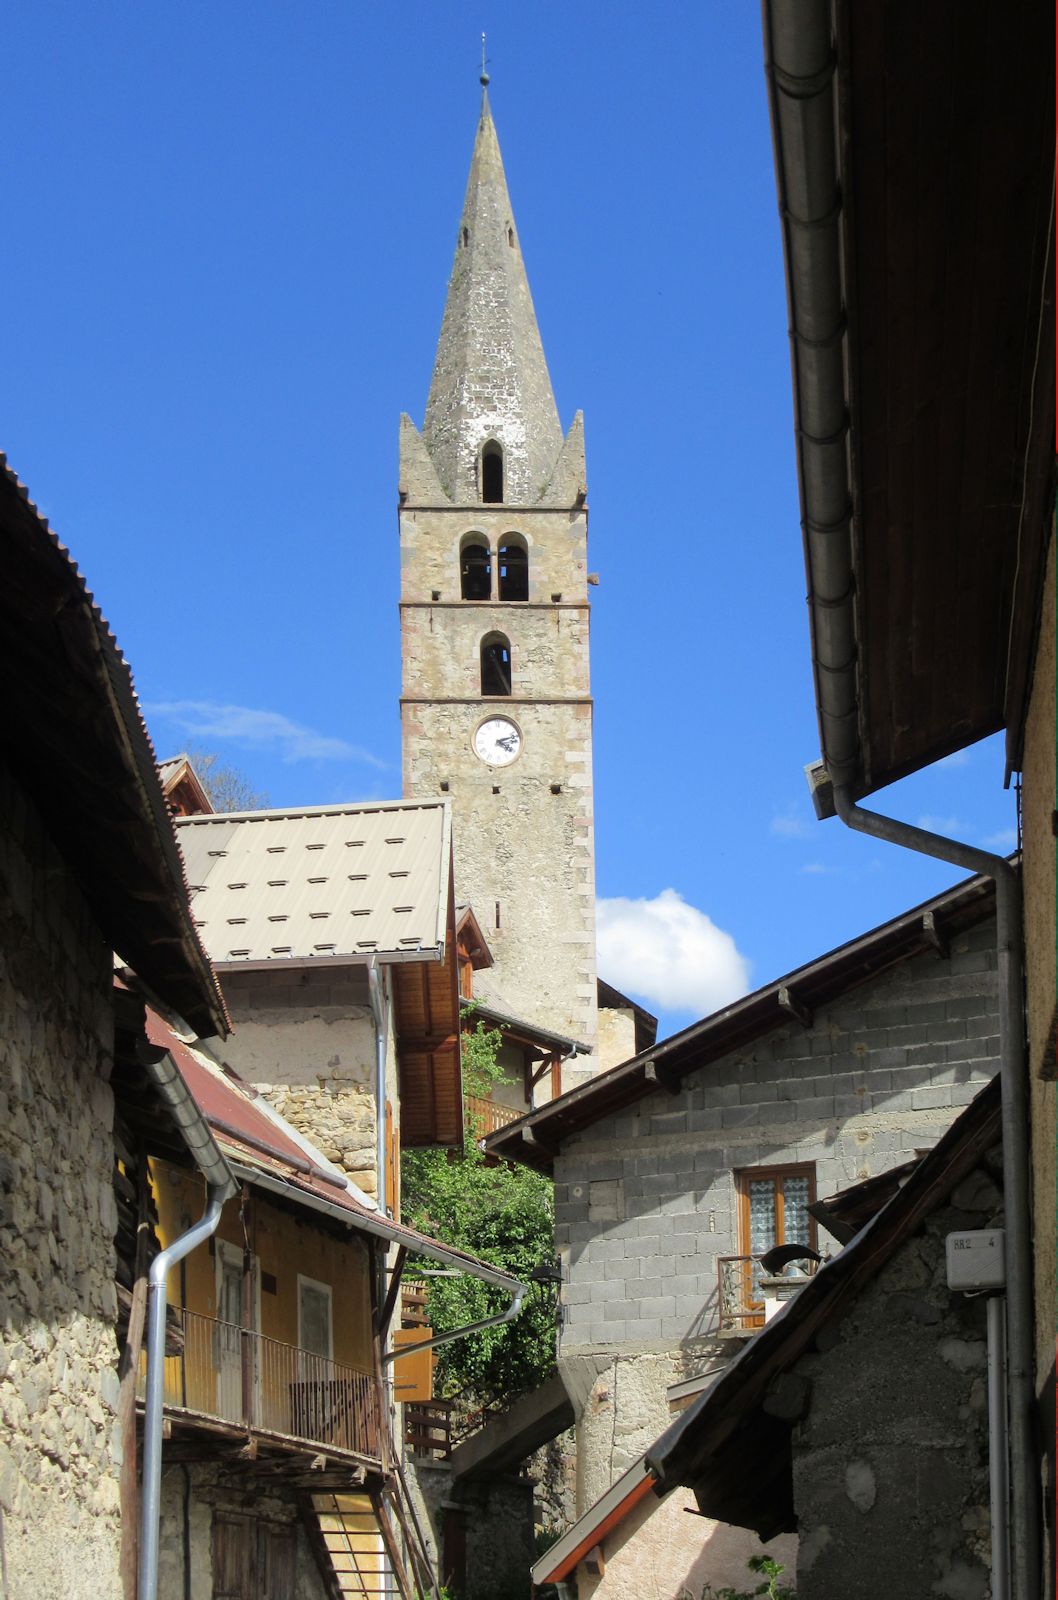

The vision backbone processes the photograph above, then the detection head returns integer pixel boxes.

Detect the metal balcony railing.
[464,1094,523,1135]
[716,1255,765,1332]
[141,1307,383,1459]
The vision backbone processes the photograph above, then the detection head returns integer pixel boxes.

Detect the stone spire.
[423,90,564,505]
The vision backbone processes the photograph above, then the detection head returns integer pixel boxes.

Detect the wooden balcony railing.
[465,1094,523,1135]
[142,1307,383,1459]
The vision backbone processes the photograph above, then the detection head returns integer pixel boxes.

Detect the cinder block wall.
[0,763,123,1596]
[555,918,999,1357]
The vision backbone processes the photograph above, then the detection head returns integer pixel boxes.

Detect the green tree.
[401,1022,556,1399]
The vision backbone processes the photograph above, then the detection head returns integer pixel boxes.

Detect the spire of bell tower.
[422,88,564,505]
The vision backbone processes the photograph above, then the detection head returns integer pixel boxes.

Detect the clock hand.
[497,734,517,751]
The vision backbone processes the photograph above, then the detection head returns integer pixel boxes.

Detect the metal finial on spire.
[480,32,489,87]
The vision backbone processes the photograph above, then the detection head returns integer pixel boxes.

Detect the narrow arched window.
[498,535,529,602]
[460,538,491,600]
[481,441,504,504]
[481,633,512,696]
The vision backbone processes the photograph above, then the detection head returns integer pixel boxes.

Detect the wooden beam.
[921,910,949,959]
[378,1247,408,1339]
[777,985,813,1029]
[643,1059,682,1097]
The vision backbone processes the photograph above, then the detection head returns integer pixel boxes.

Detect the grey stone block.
[687,1108,724,1132]
[950,951,992,975]
[722,1104,760,1128]
[876,1047,909,1069]
[639,1296,676,1320]
[911,1086,951,1110]
[701,1084,740,1108]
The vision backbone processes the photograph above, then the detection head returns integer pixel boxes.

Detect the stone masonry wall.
[399,494,598,1062]
[555,918,999,1358]
[157,1462,328,1600]
[791,1151,1002,1599]
[218,967,385,1198]
[0,762,123,1597]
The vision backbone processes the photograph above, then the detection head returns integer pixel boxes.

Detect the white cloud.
[596,888,751,1017]
[770,812,813,840]
[936,749,972,770]
[800,861,831,875]
[916,814,966,836]
[147,700,384,767]
[981,828,1017,850]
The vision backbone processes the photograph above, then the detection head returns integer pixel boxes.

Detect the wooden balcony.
[465,1094,523,1135]
[142,1307,383,1463]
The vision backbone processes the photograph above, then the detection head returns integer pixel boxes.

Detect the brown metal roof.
[0,457,227,1038]
[177,799,452,968]
[644,1075,1001,1538]
[484,871,997,1172]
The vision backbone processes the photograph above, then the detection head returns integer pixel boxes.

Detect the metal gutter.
[831,790,1037,1600]
[762,0,861,793]
[367,958,390,1216]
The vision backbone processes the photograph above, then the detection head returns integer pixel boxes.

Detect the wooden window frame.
[296,1273,334,1363]
[735,1162,818,1257]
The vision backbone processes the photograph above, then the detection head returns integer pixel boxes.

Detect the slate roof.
[176,799,452,968]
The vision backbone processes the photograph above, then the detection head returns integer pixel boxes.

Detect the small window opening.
[498,536,529,602]
[460,540,491,600]
[550,783,562,795]
[481,441,504,504]
[462,226,469,247]
[507,226,515,247]
[481,633,512,696]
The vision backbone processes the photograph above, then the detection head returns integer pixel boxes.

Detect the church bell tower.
[399,85,598,1060]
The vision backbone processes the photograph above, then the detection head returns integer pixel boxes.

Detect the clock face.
[473,716,523,767]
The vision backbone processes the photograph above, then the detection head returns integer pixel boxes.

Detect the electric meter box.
[945,1228,1005,1292]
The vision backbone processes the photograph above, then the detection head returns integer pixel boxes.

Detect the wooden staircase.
[306,1479,439,1600]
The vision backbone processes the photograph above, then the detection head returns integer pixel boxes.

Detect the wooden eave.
[835,0,1055,792]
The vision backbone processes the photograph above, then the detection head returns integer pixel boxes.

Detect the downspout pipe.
[138,1184,230,1600]
[382,1282,527,1365]
[137,1045,235,1600]
[832,788,1037,1600]
[367,957,389,1217]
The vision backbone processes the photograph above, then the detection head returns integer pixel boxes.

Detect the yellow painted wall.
[151,1161,374,1370]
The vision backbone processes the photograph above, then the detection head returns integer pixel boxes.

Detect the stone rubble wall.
[156,1463,328,1600]
[0,763,122,1597]
[791,1152,1002,1599]
[217,968,384,1198]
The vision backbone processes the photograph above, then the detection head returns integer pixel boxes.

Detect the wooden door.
[212,1511,296,1600]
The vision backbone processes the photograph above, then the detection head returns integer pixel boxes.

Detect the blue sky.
[3,4,1016,1040]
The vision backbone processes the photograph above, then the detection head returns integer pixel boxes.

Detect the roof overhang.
[0,460,227,1037]
[531,1456,658,1586]
[645,1076,1002,1536]
[764,0,1055,798]
[484,871,997,1172]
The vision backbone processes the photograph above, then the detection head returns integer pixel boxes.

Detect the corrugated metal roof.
[176,799,452,967]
